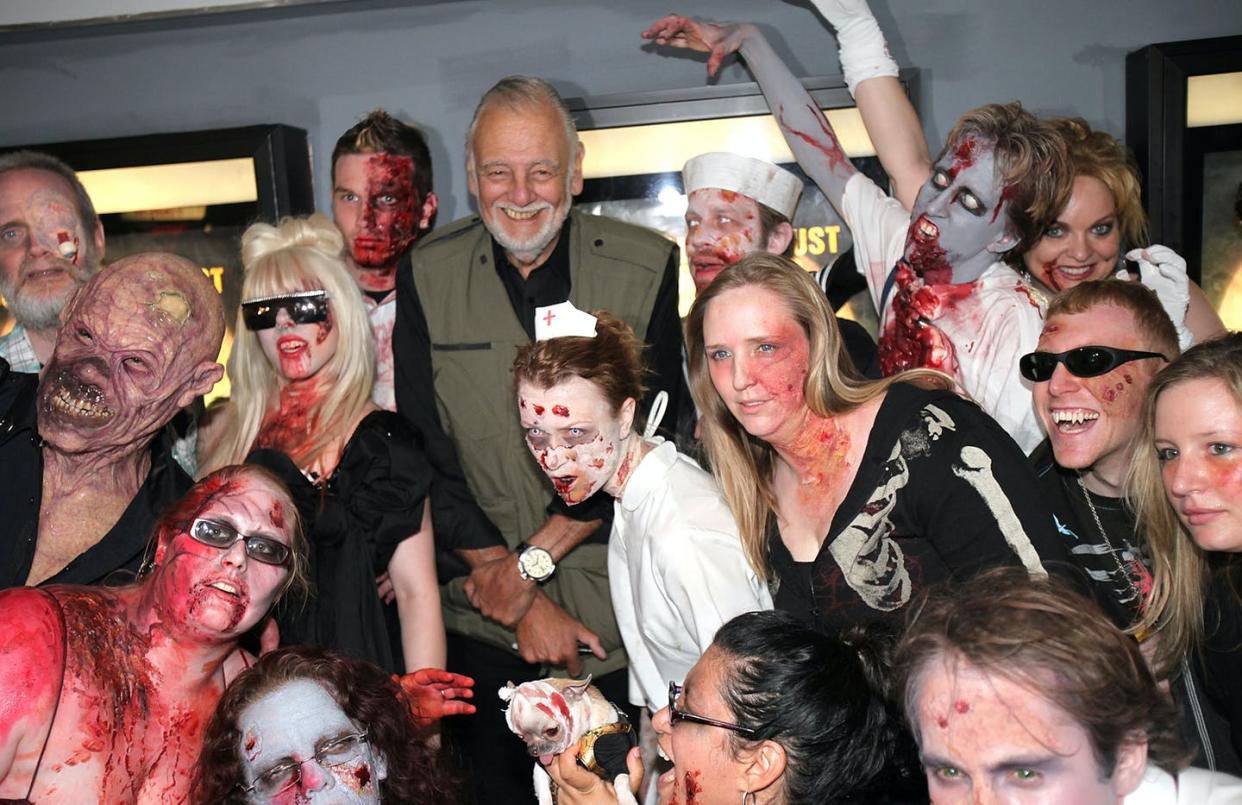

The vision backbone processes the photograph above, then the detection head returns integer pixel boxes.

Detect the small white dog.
[499,676,638,805]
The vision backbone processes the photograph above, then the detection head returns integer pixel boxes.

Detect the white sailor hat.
[682,152,803,220]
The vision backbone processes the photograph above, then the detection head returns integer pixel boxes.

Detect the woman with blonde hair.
[1015,118,1225,348]
[685,252,1072,635]
[1127,333,1242,760]
[200,213,443,674]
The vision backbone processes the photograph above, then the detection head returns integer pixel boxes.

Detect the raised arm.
[643,14,858,209]
[808,0,932,209]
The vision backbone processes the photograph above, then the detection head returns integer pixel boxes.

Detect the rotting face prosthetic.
[238,679,387,805]
[913,656,1146,804]
[332,153,435,290]
[0,167,103,331]
[468,101,584,271]
[37,252,225,458]
[517,376,636,505]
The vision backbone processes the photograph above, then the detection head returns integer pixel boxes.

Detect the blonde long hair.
[201,214,375,474]
[1126,333,1242,678]
[685,253,954,580]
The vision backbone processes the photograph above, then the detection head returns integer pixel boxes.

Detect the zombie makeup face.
[468,102,583,269]
[255,298,340,384]
[913,657,1146,804]
[332,153,434,288]
[702,285,812,448]
[1155,378,1242,553]
[517,376,633,505]
[150,477,292,640]
[905,135,1014,285]
[238,679,387,805]
[1032,306,1164,495]
[684,188,766,293]
[652,646,752,804]
[0,168,101,330]
[1024,176,1121,292]
[37,252,224,456]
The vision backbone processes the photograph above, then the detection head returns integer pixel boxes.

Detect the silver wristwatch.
[515,542,556,583]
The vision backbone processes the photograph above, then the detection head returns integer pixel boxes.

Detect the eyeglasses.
[241,291,330,331]
[239,730,369,797]
[667,681,756,737]
[1019,345,1167,383]
[189,518,290,566]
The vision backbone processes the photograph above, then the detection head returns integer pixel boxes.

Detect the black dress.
[248,410,430,673]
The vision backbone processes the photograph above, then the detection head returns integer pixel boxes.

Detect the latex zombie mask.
[37,252,225,457]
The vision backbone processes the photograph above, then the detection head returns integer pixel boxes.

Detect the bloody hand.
[641,14,754,76]
[514,593,606,678]
[464,551,537,627]
[395,668,477,729]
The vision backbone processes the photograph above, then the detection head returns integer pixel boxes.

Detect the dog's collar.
[576,707,633,778]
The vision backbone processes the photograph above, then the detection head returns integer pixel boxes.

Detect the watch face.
[521,548,555,580]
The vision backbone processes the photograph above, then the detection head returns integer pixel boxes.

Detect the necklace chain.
[1075,473,1142,602]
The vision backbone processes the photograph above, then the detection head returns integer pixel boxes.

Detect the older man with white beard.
[0,151,105,373]
[392,74,685,800]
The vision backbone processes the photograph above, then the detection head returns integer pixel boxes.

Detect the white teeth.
[1051,410,1099,425]
[209,581,239,595]
[279,341,304,353]
[503,208,539,220]
[657,745,671,762]
[919,219,938,238]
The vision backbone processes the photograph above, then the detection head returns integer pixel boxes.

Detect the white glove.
[809,0,899,96]
[1124,245,1193,350]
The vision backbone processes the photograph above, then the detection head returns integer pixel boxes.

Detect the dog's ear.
[563,675,593,700]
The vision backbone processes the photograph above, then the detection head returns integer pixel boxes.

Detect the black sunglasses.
[1019,345,1167,383]
[189,518,290,566]
[241,291,330,331]
[668,681,756,737]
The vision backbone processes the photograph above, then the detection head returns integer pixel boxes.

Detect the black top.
[1029,440,1150,629]
[769,383,1071,636]
[248,410,429,674]
[0,371,193,590]
[392,218,687,557]
[1198,562,1242,772]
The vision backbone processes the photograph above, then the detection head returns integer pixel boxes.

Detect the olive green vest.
[412,208,674,676]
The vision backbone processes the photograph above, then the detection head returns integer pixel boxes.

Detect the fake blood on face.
[351,155,418,270]
[684,769,703,803]
[552,405,569,417]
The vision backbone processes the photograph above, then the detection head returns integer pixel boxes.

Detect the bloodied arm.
[0,589,65,784]
[643,15,858,210]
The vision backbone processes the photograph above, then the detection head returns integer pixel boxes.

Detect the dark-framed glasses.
[189,518,290,566]
[241,290,330,331]
[239,730,369,797]
[668,681,756,737]
[1019,345,1167,383]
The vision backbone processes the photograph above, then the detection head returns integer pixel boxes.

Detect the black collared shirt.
[394,217,685,556]
[0,370,193,589]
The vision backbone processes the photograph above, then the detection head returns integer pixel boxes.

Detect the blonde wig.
[201,213,376,474]
[1125,333,1242,678]
[685,252,954,579]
